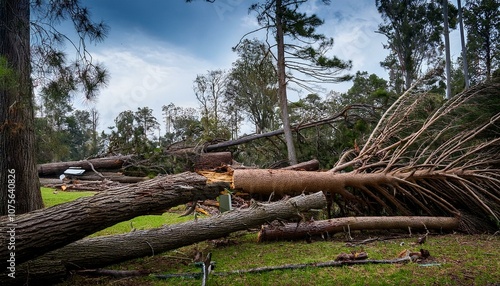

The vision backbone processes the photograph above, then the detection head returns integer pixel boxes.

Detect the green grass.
[41,187,500,286]
[41,187,96,207]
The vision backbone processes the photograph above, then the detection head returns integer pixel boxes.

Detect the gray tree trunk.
[258,216,459,241]
[275,0,298,165]
[37,155,133,176]
[457,0,470,88]
[443,0,452,99]
[0,0,43,216]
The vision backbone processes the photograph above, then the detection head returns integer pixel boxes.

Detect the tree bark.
[0,0,43,216]
[0,172,227,266]
[37,155,133,176]
[69,172,148,183]
[257,216,460,242]
[6,192,326,285]
[231,169,367,198]
[193,151,232,171]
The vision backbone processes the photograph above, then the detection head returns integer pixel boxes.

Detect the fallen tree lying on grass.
[230,79,500,232]
[0,172,227,265]
[5,192,326,285]
[75,253,416,280]
[37,155,133,176]
[2,77,498,285]
[257,216,460,242]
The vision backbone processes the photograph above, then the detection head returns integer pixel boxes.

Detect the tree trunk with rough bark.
[0,0,43,216]
[5,192,326,285]
[68,172,148,183]
[258,216,460,242]
[0,172,227,266]
[193,151,232,170]
[37,155,133,177]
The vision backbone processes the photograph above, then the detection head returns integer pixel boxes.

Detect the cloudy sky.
[61,0,463,134]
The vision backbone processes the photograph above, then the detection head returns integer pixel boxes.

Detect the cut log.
[0,172,227,266]
[231,169,366,198]
[257,216,460,242]
[193,152,233,171]
[37,155,133,176]
[70,172,149,183]
[6,192,326,285]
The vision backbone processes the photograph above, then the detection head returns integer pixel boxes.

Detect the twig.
[211,257,412,276]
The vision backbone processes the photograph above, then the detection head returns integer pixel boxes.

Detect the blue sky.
[60,0,463,134]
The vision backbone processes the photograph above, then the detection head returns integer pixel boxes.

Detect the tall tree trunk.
[457,0,470,88]
[275,0,297,165]
[0,0,43,215]
[443,0,452,99]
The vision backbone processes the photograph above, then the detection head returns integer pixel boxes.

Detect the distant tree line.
[33,0,498,171]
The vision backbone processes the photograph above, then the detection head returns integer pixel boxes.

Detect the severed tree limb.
[75,256,412,281]
[5,192,326,285]
[76,269,151,278]
[212,257,412,276]
[153,257,412,281]
[0,172,227,266]
[204,105,373,152]
[257,216,460,242]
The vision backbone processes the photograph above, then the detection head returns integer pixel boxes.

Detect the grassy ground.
[42,188,500,286]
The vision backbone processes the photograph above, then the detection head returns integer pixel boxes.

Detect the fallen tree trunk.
[72,172,149,183]
[204,105,371,152]
[0,172,226,266]
[87,256,411,280]
[7,192,326,285]
[231,169,371,197]
[281,159,320,171]
[258,216,460,242]
[37,155,133,176]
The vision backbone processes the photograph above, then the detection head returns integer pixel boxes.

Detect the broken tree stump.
[257,216,460,242]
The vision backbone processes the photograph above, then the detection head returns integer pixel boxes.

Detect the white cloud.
[322,3,389,92]
[77,37,220,132]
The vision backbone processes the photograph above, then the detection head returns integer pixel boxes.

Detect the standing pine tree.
[243,0,352,165]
